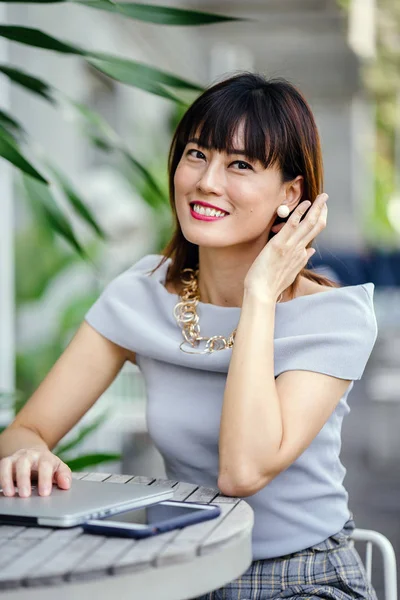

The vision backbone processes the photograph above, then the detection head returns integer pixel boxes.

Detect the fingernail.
[19,487,30,497]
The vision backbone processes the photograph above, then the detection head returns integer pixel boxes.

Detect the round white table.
[0,471,254,600]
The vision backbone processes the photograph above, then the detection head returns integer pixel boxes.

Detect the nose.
[196,161,225,196]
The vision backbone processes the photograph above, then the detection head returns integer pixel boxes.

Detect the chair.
[350,528,397,600]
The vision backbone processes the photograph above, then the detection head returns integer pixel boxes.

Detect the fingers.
[271,200,311,234]
[37,458,55,496]
[37,456,71,496]
[0,456,15,497]
[305,195,328,244]
[0,450,71,498]
[53,462,72,491]
[0,449,40,497]
[284,193,328,244]
[14,454,34,498]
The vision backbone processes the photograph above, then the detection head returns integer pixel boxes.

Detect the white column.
[0,3,15,397]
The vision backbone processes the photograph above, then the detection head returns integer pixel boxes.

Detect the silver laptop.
[0,478,174,527]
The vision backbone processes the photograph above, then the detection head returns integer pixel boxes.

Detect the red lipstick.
[191,200,229,213]
[190,201,229,222]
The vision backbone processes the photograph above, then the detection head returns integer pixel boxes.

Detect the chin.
[180,226,236,249]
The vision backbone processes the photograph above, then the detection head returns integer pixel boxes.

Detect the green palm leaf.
[55,412,110,455]
[0,1,65,3]
[0,25,84,54]
[0,64,55,104]
[22,175,87,258]
[76,1,245,26]
[0,109,26,141]
[0,125,48,183]
[69,100,168,205]
[46,162,106,239]
[122,150,167,205]
[89,53,203,92]
[64,453,121,471]
[0,26,201,102]
[67,99,118,141]
[0,0,245,26]
[86,57,190,103]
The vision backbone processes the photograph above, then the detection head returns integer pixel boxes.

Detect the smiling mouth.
[189,202,229,218]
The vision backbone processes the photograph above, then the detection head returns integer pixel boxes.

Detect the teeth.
[192,204,226,218]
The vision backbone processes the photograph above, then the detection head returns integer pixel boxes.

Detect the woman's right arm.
[0,320,135,497]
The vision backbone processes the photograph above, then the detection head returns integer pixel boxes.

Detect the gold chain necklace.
[173,267,283,354]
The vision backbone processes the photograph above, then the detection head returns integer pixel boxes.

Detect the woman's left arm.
[217,290,351,498]
[218,193,351,498]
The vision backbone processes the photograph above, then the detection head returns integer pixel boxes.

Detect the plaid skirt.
[192,516,378,600]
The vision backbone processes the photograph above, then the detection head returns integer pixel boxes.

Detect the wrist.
[243,286,278,306]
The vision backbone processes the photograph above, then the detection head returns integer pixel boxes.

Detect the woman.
[0,72,378,599]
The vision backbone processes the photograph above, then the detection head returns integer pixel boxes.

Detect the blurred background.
[0,0,399,596]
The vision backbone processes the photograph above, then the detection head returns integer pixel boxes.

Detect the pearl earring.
[277,204,290,218]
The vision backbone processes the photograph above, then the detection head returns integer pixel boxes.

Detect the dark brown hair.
[151,71,340,298]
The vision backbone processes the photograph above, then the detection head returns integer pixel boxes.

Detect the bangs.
[177,87,285,170]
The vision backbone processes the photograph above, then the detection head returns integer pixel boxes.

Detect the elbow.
[217,470,275,498]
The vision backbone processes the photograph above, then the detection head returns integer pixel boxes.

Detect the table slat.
[171,481,198,501]
[17,527,52,540]
[24,533,105,586]
[111,530,177,575]
[0,528,83,587]
[0,525,26,539]
[0,538,41,571]
[81,473,111,482]
[213,494,241,504]
[68,537,135,581]
[151,478,178,488]
[128,475,154,485]
[186,487,219,504]
[105,474,135,484]
[199,502,254,555]
[155,504,234,567]
[71,472,88,480]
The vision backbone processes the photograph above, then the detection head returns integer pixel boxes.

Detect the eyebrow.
[187,137,249,157]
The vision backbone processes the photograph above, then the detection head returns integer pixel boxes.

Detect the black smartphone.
[82,500,221,539]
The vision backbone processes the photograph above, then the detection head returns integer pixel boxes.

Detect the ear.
[285,175,304,211]
[271,176,305,234]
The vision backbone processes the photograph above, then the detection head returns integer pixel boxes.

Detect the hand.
[244,193,328,301]
[0,447,72,497]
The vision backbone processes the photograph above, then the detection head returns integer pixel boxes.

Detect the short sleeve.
[274,283,378,381]
[84,254,163,354]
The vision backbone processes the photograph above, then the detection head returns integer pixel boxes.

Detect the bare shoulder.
[297,277,336,298]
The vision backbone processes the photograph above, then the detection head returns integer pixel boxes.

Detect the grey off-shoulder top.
[85,254,378,559]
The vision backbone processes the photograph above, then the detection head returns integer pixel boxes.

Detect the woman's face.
[173,122,294,250]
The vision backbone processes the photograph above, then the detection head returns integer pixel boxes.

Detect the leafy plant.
[1,1,246,469]
[54,412,121,470]
[9,188,118,470]
[338,0,400,242]
[0,0,245,254]
[0,391,120,469]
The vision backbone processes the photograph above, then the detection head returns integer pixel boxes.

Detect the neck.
[196,246,262,308]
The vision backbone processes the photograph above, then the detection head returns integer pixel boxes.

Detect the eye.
[231,160,253,171]
[187,149,205,159]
